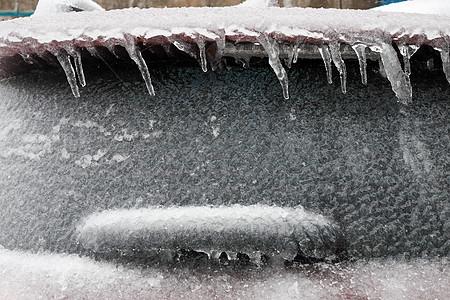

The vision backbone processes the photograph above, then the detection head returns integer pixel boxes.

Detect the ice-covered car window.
[0,0,449,298]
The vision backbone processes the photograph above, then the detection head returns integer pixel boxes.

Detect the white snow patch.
[33,0,105,17]
[238,0,280,8]
[373,0,450,16]
[0,248,447,299]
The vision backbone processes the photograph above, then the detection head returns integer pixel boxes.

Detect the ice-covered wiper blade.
[77,205,346,265]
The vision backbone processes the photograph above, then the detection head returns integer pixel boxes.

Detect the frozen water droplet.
[55,50,80,98]
[257,34,289,99]
[19,52,34,64]
[68,48,86,87]
[379,43,412,104]
[124,36,155,96]
[329,42,347,94]
[440,49,450,84]
[237,57,251,69]
[318,44,333,84]
[197,40,207,72]
[352,44,367,85]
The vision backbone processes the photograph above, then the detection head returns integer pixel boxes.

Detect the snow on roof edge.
[0,7,449,58]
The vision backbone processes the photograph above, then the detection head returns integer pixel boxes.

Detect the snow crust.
[373,0,450,16]
[0,248,448,299]
[77,205,342,261]
[0,7,447,49]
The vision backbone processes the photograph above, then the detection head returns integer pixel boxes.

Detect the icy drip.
[19,52,34,65]
[172,40,196,57]
[107,45,121,59]
[399,45,418,77]
[440,49,450,84]
[68,48,86,87]
[292,43,300,64]
[216,34,226,57]
[282,44,297,69]
[379,43,412,104]
[352,44,367,85]
[329,43,347,94]
[318,45,333,84]
[257,35,289,99]
[197,40,208,72]
[86,46,99,58]
[55,50,80,98]
[399,45,411,76]
[124,37,155,96]
[238,57,251,69]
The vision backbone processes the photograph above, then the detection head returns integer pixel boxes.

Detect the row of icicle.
[36,35,450,104]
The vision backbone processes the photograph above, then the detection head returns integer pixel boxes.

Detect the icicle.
[440,49,450,84]
[398,44,418,77]
[281,43,296,69]
[399,45,411,76]
[378,57,387,78]
[124,36,155,96]
[68,48,86,87]
[379,43,412,104]
[318,44,333,84]
[292,43,300,64]
[329,42,347,94]
[216,31,226,57]
[197,40,207,72]
[55,50,80,98]
[352,44,367,85]
[257,34,289,100]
